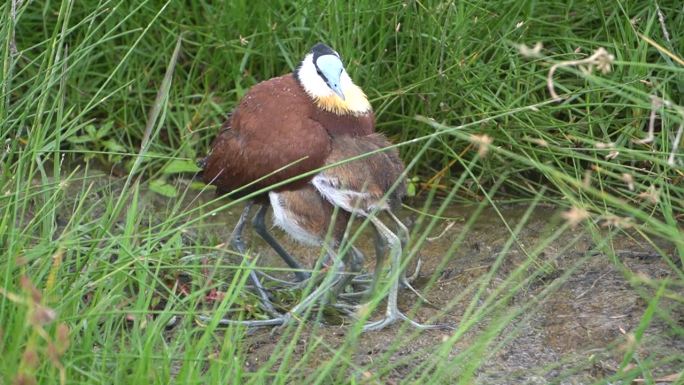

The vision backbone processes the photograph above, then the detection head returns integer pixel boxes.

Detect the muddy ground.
[55,171,683,384]
[193,193,682,384]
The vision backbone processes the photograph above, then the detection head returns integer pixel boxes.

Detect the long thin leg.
[204,243,349,329]
[329,245,365,301]
[348,246,366,277]
[229,201,280,318]
[362,217,400,331]
[390,211,410,249]
[229,201,253,252]
[387,210,432,304]
[362,216,448,331]
[252,204,311,282]
[370,226,387,292]
[341,227,386,301]
[289,245,345,313]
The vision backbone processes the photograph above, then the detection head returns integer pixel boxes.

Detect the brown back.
[322,133,406,211]
[202,74,375,198]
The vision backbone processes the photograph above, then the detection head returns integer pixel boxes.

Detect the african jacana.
[202,44,442,331]
[202,43,373,282]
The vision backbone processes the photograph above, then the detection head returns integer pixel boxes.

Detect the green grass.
[1,0,683,384]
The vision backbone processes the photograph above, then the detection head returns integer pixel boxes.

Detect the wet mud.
[54,171,683,384]
[199,196,681,384]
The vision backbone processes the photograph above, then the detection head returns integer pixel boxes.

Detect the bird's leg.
[340,227,385,301]
[200,269,343,330]
[229,200,253,252]
[369,225,388,294]
[348,245,366,282]
[389,211,415,284]
[228,201,280,318]
[197,202,284,326]
[288,244,345,312]
[205,243,353,330]
[362,216,449,332]
[328,245,365,303]
[251,244,351,328]
[387,210,431,304]
[252,204,311,282]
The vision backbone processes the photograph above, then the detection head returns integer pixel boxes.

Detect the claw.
[403,258,422,284]
[363,311,454,332]
[399,274,434,306]
[196,314,286,328]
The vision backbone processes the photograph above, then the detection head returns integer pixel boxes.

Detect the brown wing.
[363,134,406,206]
[272,185,351,246]
[315,133,406,213]
[311,108,375,137]
[202,75,332,198]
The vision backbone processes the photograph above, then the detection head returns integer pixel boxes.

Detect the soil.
[56,170,684,384]
[196,195,682,384]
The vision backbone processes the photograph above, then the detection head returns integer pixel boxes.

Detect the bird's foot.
[255,270,312,289]
[362,310,453,332]
[403,258,423,284]
[398,275,434,306]
[196,314,285,328]
[332,302,363,317]
[196,311,304,332]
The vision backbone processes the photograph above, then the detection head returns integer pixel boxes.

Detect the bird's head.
[295,43,371,115]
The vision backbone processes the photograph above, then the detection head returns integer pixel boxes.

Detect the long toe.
[270,313,297,334]
[338,288,371,301]
[350,273,374,282]
[402,258,423,284]
[362,311,454,332]
[243,279,283,317]
[362,316,398,332]
[398,276,434,306]
[349,278,373,290]
[256,270,310,288]
[332,302,363,317]
[397,311,454,330]
[196,314,287,328]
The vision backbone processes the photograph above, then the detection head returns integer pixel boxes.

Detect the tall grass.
[1,0,682,384]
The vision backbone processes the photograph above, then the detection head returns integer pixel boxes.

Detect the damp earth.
[58,171,683,384]
[232,209,680,383]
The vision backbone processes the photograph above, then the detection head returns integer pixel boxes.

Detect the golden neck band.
[314,84,371,116]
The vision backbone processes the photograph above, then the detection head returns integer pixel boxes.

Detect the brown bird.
[202,43,373,196]
[202,43,374,284]
[207,133,441,331]
[202,43,443,331]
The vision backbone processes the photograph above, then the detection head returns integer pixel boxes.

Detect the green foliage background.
[1,0,682,384]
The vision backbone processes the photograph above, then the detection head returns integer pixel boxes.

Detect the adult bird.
[202,43,373,197]
[201,43,374,310]
[201,43,443,331]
